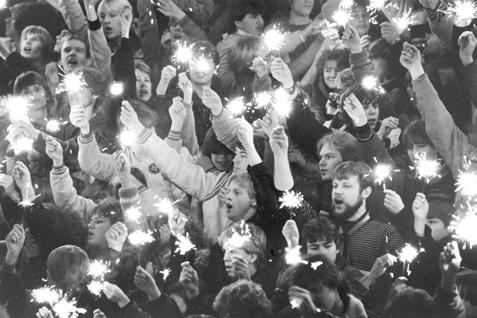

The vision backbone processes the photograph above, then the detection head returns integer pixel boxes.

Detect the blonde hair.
[47,245,89,293]
[21,25,54,59]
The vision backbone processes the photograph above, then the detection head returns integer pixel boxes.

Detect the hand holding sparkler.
[9,120,40,140]
[458,31,476,66]
[201,86,223,116]
[412,193,428,237]
[105,222,128,252]
[156,65,177,96]
[168,211,187,235]
[368,253,398,280]
[383,190,405,215]
[178,73,193,104]
[380,22,400,45]
[439,241,462,292]
[399,42,425,80]
[169,97,187,131]
[343,93,368,127]
[282,219,299,248]
[103,282,130,308]
[119,6,133,38]
[250,57,270,79]
[231,254,252,281]
[270,58,294,89]
[69,105,91,135]
[120,100,145,136]
[36,307,55,318]
[154,0,186,21]
[269,125,289,159]
[5,224,25,265]
[114,152,132,188]
[134,265,162,301]
[257,109,279,137]
[376,116,399,139]
[0,174,18,201]
[288,286,320,315]
[13,161,33,198]
[179,261,199,299]
[342,24,362,53]
[45,137,64,167]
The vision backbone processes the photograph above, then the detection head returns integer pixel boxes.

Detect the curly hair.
[316,47,351,84]
[213,280,272,318]
[303,217,342,248]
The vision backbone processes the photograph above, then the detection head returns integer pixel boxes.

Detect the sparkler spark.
[263,27,286,52]
[398,243,420,263]
[172,42,194,65]
[128,230,155,246]
[254,91,273,108]
[119,130,136,148]
[5,96,30,121]
[279,190,304,209]
[445,0,477,26]
[18,194,41,207]
[31,286,86,318]
[361,75,385,93]
[88,260,111,279]
[0,0,6,9]
[414,154,441,184]
[340,0,354,9]
[225,222,252,250]
[174,232,196,255]
[374,163,393,187]
[192,56,213,73]
[31,286,61,304]
[87,281,105,296]
[368,0,386,10]
[290,298,302,309]
[125,206,142,223]
[154,198,175,215]
[332,9,352,26]
[46,119,62,133]
[285,246,308,266]
[272,87,293,117]
[456,169,477,198]
[160,268,171,280]
[110,82,124,96]
[226,97,246,115]
[58,72,87,94]
[452,210,477,246]
[11,135,33,154]
[310,261,323,270]
[392,11,415,33]
[52,297,86,318]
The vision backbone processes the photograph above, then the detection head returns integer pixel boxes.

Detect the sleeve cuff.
[355,123,374,141]
[51,165,67,175]
[79,132,94,144]
[138,128,153,144]
[88,19,102,31]
[118,186,139,200]
[168,130,181,141]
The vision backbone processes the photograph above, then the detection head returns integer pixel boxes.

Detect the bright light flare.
[272,87,293,117]
[254,91,273,108]
[368,0,386,10]
[110,82,124,96]
[11,135,33,154]
[191,56,213,73]
[52,297,86,318]
[279,190,304,209]
[46,119,62,133]
[290,298,302,309]
[174,232,196,255]
[172,42,194,65]
[31,286,61,304]
[119,130,136,148]
[361,75,385,93]
[398,243,420,263]
[285,246,308,266]
[452,211,477,246]
[0,0,7,9]
[58,72,87,94]
[263,27,286,52]
[154,198,175,215]
[87,281,105,296]
[374,163,393,187]
[332,9,352,26]
[414,154,441,184]
[226,97,246,115]
[88,260,111,279]
[128,230,155,246]
[5,96,30,121]
[310,261,323,270]
[125,206,142,223]
[392,11,415,33]
[160,268,171,280]
[446,0,477,26]
[456,171,477,198]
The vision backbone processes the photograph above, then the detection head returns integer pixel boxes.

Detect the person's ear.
[249,253,258,264]
[362,186,372,199]
[250,198,257,209]
[234,20,241,30]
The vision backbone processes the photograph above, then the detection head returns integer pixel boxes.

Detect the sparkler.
[31,286,86,318]
[290,298,302,309]
[119,130,136,148]
[192,56,213,73]
[456,158,477,199]
[225,221,252,249]
[398,243,423,276]
[11,135,33,154]
[272,87,293,117]
[110,82,125,97]
[5,96,30,121]
[160,268,171,280]
[171,42,194,65]
[0,0,7,9]
[340,0,354,9]
[254,91,273,108]
[57,72,87,94]
[414,153,441,189]
[125,206,142,223]
[451,206,477,247]
[285,246,308,266]
[332,8,352,26]
[154,198,175,215]
[31,286,61,304]
[443,0,477,27]
[87,281,105,296]
[263,26,287,52]
[368,0,386,10]
[52,297,86,318]
[226,97,246,116]
[45,119,62,133]
[392,11,415,33]
[88,260,111,279]
[373,163,393,190]
[174,232,196,255]
[18,194,41,207]
[128,229,155,246]
[279,190,304,210]
[310,261,323,270]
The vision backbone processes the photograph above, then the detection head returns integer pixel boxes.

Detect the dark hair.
[317,131,362,162]
[47,245,89,293]
[369,38,405,80]
[192,41,220,66]
[213,280,273,318]
[91,198,123,224]
[25,203,88,255]
[333,161,373,190]
[13,71,56,117]
[0,272,28,318]
[232,0,265,23]
[229,35,260,74]
[303,217,342,248]
[291,255,350,308]
[201,127,234,157]
[385,287,433,318]
[341,84,381,109]
[401,120,434,150]
[316,47,351,83]
[61,33,90,58]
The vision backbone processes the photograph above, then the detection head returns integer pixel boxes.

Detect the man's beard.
[332,199,363,222]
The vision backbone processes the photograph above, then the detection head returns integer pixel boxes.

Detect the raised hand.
[250,57,270,79]
[12,161,32,193]
[257,109,279,138]
[114,152,132,188]
[282,219,299,248]
[235,119,254,150]
[105,222,128,252]
[201,87,223,116]
[269,125,289,158]
[342,24,361,53]
[120,100,145,136]
[36,307,54,318]
[103,282,130,308]
[179,261,199,299]
[369,253,397,279]
[9,120,40,140]
[270,57,294,89]
[377,116,399,139]
[342,93,367,127]
[168,211,187,235]
[169,97,187,130]
[178,73,193,103]
[45,137,64,167]
[383,189,405,215]
[120,6,133,38]
[399,42,424,80]
[5,224,25,265]
[69,105,91,134]
[134,264,162,301]
[412,193,429,220]
[288,285,319,316]
[232,254,251,281]
[439,241,461,276]
[458,31,476,66]
[154,0,186,21]
[380,22,400,45]
[156,65,177,96]
[93,309,108,318]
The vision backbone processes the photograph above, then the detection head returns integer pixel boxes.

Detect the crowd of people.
[0,0,476,316]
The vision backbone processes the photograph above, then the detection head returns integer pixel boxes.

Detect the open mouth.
[23,47,32,54]
[334,198,344,205]
[104,26,113,33]
[139,88,148,95]
[67,57,78,66]
[226,202,233,211]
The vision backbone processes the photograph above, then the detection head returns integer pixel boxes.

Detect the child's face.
[427,218,449,242]
[21,84,47,118]
[350,6,370,37]
[407,143,438,167]
[290,0,314,17]
[323,60,339,89]
[135,69,152,102]
[61,39,88,73]
[223,246,255,278]
[306,239,338,264]
[211,152,234,172]
[98,1,123,40]
[225,180,255,222]
[20,32,44,61]
[236,13,264,36]
[362,102,379,131]
[87,215,112,248]
[232,148,249,174]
